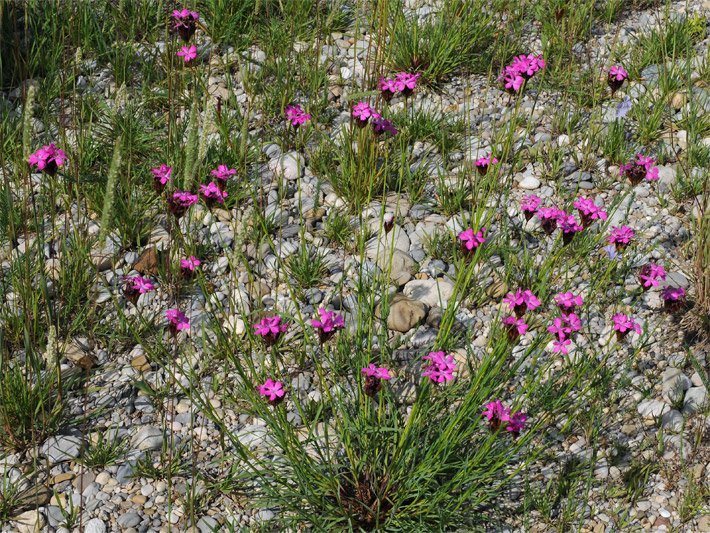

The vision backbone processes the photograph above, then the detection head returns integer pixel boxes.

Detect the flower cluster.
[177,45,197,63]
[607,225,635,251]
[166,309,190,333]
[310,308,345,342]
[607,65,628,93]
[123,275,155,304]
[378,72,421,100]
[532,204,587,243]
[502,315,528,341]
[662,286,686,312]
[210,164,236,186]
[612,313,641,341]
[520,194,541,221]
[167,191,199,218]
[573,196,608,227]
[457,227,486,254]
[421,351,456,383]
[28,144,67,175]
[559,213,583,244]
[285,104,311,128]
[352,102,397,136]
[361,364,392,397]
[554,291,583,312]
[503,289,541,318]
[253,315,289,346]
[500,54,545,93]
[475,155,498,176]
[620,154,659,185]
[536,206,565,235]
[547,311,582,354]
[258,379,285,405]
[638,263,666,289]
[180,256,201,278]
[172,8,199,41]
[482,400,527,436]
[199,181,228,207]
[151,164,172,191]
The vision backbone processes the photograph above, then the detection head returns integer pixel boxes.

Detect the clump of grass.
[284,245,330,293]
[80,427,130,468]
[323,210,355,249]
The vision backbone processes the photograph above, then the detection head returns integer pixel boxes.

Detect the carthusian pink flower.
[199,182,228,207]
[285,104,311,128]
[28,144,67,176]
[554,291,583,312]
[393,72,421,96]
[378,76,399,100]
[503,289,541,317]
[210,164,236,182]
[361,364,392,397]
[166,309,190,333]
[310,308,345,342]
[559,213,583,244]
[620,154,659,185]
[612,313,641,340]
[607,225,635,251]
[608,65,628,93]
[352,101,374,125]
[500,54,544,93]
[475,155,498,176]
[123,275,155,304]
[520,194,541,220]
[537,206,565,235]
[421,351,456,383]
[151,164,172,191]
[180,256,201,278]
[503,315,528,341]
[547,313,582,341]
[574,196,608,227]
[457,227,486,254]
[172,8,199,41]
[482,400,527,436]
[371,113,398,136]
[167,190,199,218]
[506,410,527,435]
[662,286,686,312]
[258,378,285,405]
[253,315,289,346]
[638,263,666,289]
[552,338,572,355]
[177,45,197,63]
[501,66,525,93]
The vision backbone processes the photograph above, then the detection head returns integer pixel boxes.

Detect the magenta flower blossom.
[180,256,201,277]
[253,315,289,346]
[371,113,398,136]
[362,364,392,397]
[393,72,421,95]
[554,291,583,312]
[210,164,236,182]
[482,400,527,435]
[310,308,345,342]
[547,312,582,341]
[151,164,172,191]
[662,286,686,312]
[537,206,565,235]
[123,275,155,303]
[502,67,525,93]
[172,8,199,41]
[258,378,285,405]
[284,104,311,128]
[475,155,498,176]
[458,227,486,253]
[168,190,199,217]
[574,196,608,227]
[638,263,666,289]
[520,194,541,220]
[378,77,399,100]
[559,213,583,244]
[28,144,67,176]
[612,313,641,340]
[503,289,541,317]
[352,101,374,125]
[166,309,190,333]
[552,338,572,355]
[503,315,528,341]
[608,225,635,250]
[199,182,228,207]
[177,45,197,63]
[500,54,544,92]
[620,154,659,185]
[608,65,628,93]
[506,411,527,435]
[421,351,456,383]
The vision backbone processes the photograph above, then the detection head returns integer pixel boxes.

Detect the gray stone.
[197,516,219,533]
[375,250,416,286]
[518,176,540,190]
[403,278,455,308]
[637,399,670,419]
[85,518,106,533]
[683,387,707,414]
[661,410,684,432]
[40,430,82,464]
[269,151,303,180]
[117,512,141,528]
[131,426,164,451]
[383,295,426,333]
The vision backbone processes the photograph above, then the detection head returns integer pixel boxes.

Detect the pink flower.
[502,67,525,92]
[168,190,199,217]
[620,154,658,184]
[166,309,190,332]
[285,104,311,127]
[258,378,285,404]
[574,196,608,226]
[352,101,374,123]
[612,313,641,336]
[608,226,635,249]
[547,313,582,341]
[537,206,565,234]
[609,66,628,81]
[180,256,201,272]
[482,400,510,429]
[421,351,456,383]
[123,275,155,302]
[378,77,399,100]
[28,144,67,175]
[503,289,541,317]
[361,364,392,380]
[475,155,498,175]
[638,263,666,288]
[210,165,236,182]
[662,286,685,302]
[394,72,421,94]
[559,213,583,236]
[177,45,197,63]
[199,182,228,205]
[457,227,486,252]
[503,315,528,338]
[554,292,583,312]
[506,410,527,435]
[253,315,289,345]
[172,8,199,41]
[151,164,172,189]
[552,338,572,354]
[371,114,398,136]
[310,308,345,341]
